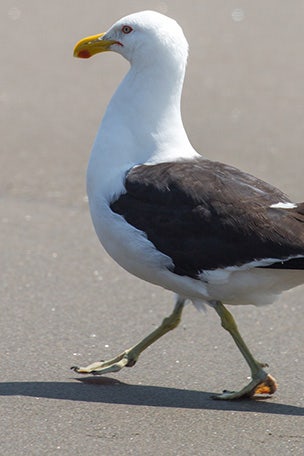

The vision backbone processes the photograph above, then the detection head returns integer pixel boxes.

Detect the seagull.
[72,10,304,399]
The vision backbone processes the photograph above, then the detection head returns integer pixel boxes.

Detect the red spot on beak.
[78,50,91,59]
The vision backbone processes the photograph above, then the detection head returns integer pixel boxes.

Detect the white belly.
[89,197,304,308]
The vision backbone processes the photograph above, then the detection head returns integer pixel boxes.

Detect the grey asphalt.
[1,1,304,455]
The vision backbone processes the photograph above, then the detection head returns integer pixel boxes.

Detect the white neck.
[87,56,198,200]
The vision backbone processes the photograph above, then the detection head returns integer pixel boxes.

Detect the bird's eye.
[121,25,133,34]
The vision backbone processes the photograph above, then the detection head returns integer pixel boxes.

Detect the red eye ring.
[121,25,133,34]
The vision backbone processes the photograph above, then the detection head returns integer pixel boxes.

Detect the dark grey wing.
[110,158,304,278]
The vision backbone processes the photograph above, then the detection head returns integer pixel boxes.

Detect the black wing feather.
[110,159,304,278]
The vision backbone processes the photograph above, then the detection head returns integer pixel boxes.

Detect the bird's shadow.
[0,377,303,415]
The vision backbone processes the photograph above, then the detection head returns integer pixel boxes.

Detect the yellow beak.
[73,33,117,58]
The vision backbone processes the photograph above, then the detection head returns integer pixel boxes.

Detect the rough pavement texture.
[1,1,303,454]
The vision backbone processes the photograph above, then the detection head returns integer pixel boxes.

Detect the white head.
[75,11,198,177]
[74,10,189,72]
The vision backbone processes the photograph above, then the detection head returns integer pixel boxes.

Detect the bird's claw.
[212,373,277,400]
[71,349,137,375]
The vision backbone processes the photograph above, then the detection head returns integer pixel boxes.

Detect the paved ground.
[1,1,304,454]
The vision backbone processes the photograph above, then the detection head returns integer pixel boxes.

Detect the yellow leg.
[72,297,185,375]
[213,301,277,400]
